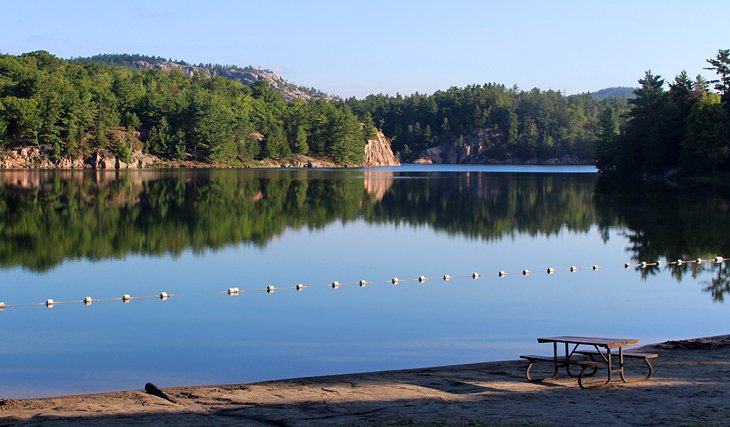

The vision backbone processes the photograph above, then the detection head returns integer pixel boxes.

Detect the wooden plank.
[537,336,639,348]
[577,350,658,359]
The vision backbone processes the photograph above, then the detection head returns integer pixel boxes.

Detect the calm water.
[1,165,729,397]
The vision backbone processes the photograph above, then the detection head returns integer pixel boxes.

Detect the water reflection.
[595,177,730,302]
[3,169,730,302]
[0,169,596,272]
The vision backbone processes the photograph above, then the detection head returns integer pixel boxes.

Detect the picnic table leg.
[606,348,613,385]
[619,348,628,382]
[551,342,559,377]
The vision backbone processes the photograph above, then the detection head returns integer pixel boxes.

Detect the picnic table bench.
[520,336,657,389]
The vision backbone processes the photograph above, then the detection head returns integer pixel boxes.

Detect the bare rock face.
[0,147,159,169]
[364,130,400,167]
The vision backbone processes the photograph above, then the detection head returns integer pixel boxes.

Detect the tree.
[147,117,171,156]
[681,93,729,174]
[706,49,730,106]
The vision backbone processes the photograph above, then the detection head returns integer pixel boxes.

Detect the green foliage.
[0,52,371,165]
[597,49,730,177]
[346,83,617,162]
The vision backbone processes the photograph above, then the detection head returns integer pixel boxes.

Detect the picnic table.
[520,336,657,389]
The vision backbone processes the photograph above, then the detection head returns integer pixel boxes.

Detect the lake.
[1,165,728,398]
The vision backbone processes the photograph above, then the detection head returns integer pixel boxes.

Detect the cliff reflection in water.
[0,169,596,272]
[595,178,730,302]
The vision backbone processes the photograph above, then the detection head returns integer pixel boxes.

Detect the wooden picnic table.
[521,336,656,389]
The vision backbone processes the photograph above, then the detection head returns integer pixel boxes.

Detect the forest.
[595,49,730,177]
[0,51,367,165]
[346,84,629,162]
[1,49,729,176]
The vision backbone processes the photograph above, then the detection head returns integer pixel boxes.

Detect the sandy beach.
[2,335,729,426]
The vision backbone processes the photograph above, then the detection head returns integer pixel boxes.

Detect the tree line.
[596,49,730,177]
[0,51,366,165]
[345,82,630,162]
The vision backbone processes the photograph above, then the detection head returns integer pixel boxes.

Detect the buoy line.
[0,256,725,312]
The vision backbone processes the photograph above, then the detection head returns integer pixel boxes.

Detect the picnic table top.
[537,336,639,348]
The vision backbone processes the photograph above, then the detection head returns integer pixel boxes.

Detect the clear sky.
[2,0,728,98]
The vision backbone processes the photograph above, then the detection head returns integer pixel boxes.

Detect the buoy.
[418,276,427,283]
[592,265,600,271]
[0,302,4,310]
[296,283,305,291]
[472,272,480,279]
[443,274,452,281]
[498,271,506,277]
[358,280,367,287]
[624,263,631,268]
[46,299,54,308]
[676,259,684,265]
[228,287,240,295]
[331,281,340,289]
[160,292,169,300]
[266,285,275,294]
[122,294,131,302]
[391,277,399,284]
[656,261,663,267]
[696,258,703,264]
[522,269,530,276]
[570,266,578,272]
[640,262,647,268]
[546,267,555,274]
[715,256,724,263]
[83,297,93,305]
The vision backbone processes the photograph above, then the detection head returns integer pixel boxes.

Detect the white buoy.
[472,272,480,279]
[358,280,367,287]
[522,269,530,276]
[331,281,340,289]
[46,299,54,308]
[266,285,275,294]
[715,256,724,263]
[676,259,684,265]
[656,261,663,267]
[296,283,305,291]
[570,266,578,272]
[443,274,452,281]
[624,263,631,268]
[546,267,555,274]
[640,262,647,268]
[0,302,4,310]
[418,276,427,283]
[122,294,131,302]
[228,287,240,295]
[160,292,169,300]
[696,258,703,264]
[498,271,506,277]
[592,265,600,271]
[83,297,93,305]
[391,277,399,284]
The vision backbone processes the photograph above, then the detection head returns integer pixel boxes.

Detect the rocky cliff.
[76,55,327,102]
[0,129,399,169]
[364,130,400,166]
[414,128,590,165]
[0,146,158,169]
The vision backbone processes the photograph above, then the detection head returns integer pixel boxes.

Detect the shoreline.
[2,335,730,425]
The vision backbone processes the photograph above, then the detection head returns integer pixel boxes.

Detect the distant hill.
[591,86,636,101]
[72,54,329,102]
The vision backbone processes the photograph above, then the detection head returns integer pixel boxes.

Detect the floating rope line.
[0,257,725,312]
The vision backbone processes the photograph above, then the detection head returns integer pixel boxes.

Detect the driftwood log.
[144,382,179,404]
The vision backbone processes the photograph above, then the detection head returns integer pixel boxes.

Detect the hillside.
[73,54,329,102]
[590,86,636,101]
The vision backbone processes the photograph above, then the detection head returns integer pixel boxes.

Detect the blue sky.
[2,0,728,98]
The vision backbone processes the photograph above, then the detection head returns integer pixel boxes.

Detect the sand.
[2,335,730,426]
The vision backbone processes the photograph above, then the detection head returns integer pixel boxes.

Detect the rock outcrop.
[414,128,591,165]
[364,130,400,167]
[0,147,159,170]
